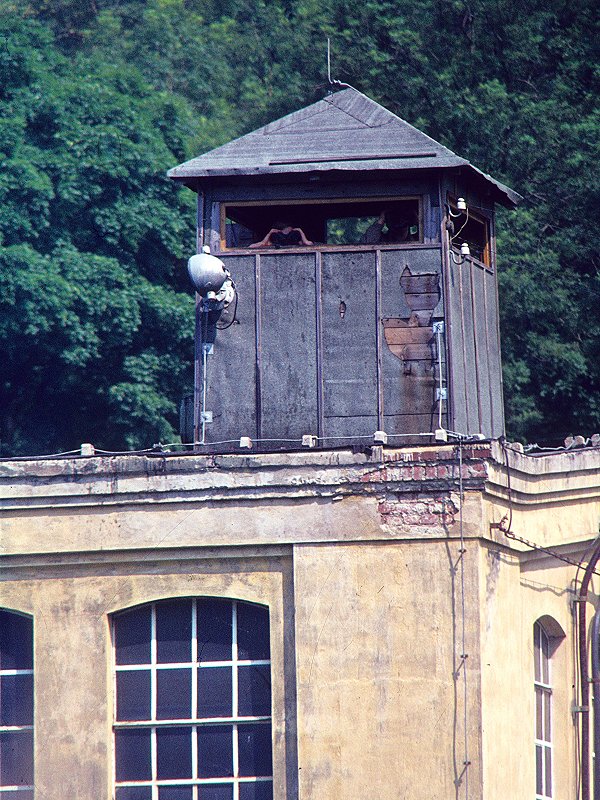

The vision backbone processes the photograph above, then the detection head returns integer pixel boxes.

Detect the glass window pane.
[157,669,192,720]
[115,729,152,781]
[238,723,272,778]
[238,666,271,717]
[535,688,543,740]
[0,793,34,800]
[0,730,34,786]
[239,782,273,800]
[116,788,152,800]
[198,786,233,800]
[545,744,552,795]
[198,667,232,718]
[156,600,192,664]
[544,690,551,742]
[0,674,33,726]
[197,725,233,778]
[536,743,543,795]
[0,611,33,670]
[198,600,232,663]
[115,607,151,665]
[156,727,192,779]
[116,670,151,721]
[237,604,270,661]
[159,788,194,800]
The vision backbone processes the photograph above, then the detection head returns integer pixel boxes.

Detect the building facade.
[1,441,599,799]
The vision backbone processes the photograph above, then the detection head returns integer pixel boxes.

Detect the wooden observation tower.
[169,88,520,451]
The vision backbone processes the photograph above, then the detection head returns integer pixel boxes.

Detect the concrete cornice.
[0,444,488,512]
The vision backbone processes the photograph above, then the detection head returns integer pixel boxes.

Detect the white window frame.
[112,598,273,800]
[534,621,553,799]
[0,609,34,797]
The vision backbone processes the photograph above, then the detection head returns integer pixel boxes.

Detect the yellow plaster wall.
[479,544,577,799]
[292,540,483,799]
[0,556,295,800]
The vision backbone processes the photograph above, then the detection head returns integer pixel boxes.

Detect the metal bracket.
[200,411,213,423]
[436,388,448,401]
[432,321,445,335]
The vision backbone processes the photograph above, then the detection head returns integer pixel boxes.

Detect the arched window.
[112,598,272,800]
[0,609,34,797]
[534,620,553,799]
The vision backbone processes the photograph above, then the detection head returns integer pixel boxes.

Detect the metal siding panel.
[259,253,318,440]
[321,251,378,420]
[204,255,257,444]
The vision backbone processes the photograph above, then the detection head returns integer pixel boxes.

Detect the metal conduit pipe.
[591,609,600,800]
[578,541,600,800]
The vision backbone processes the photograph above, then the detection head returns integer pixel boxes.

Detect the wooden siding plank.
[321,251,378,419]
[259,253,318,440]
[204,255,257,444]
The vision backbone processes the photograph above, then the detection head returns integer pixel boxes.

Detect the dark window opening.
[448,198,491,266]
[113,598,273,800]
[0,609,34,793]
[223,198,421,249]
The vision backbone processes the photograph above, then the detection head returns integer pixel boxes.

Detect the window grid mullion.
[192,599,198,800]
[232,600,240,792]
[113,599,272,798]
[151,604,158,800]
[534,623,552,800]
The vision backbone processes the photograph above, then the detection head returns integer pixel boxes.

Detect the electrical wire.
[0,429,497,461]
[450,207,470,243]
[457,441,470,798]
[216,284,238,330]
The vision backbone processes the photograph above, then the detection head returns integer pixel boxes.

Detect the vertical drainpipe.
[591,609,600,800]
[578,542,600,800]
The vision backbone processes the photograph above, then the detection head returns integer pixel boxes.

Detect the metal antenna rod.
[327,37,352,90]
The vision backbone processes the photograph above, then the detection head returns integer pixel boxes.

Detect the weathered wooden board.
[321,251,378,419]
[322,414,379,446]
[445,254,468,436]
[484,266,505,437]
[379,250,441,424]
[472,263,492,437]
[205,255,257,444]
[383,413,439,436]
[259,253,318,441]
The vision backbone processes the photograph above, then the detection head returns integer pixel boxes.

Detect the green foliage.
[0,14,196,455]
[2,0,599,451]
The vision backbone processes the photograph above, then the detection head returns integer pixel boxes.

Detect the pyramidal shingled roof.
[168,87,520,206]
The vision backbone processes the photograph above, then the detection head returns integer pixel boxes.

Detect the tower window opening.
[448,197,491,266]
[222,197,422,250]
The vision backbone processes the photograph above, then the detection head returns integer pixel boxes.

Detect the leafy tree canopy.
[1,0,599,452]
